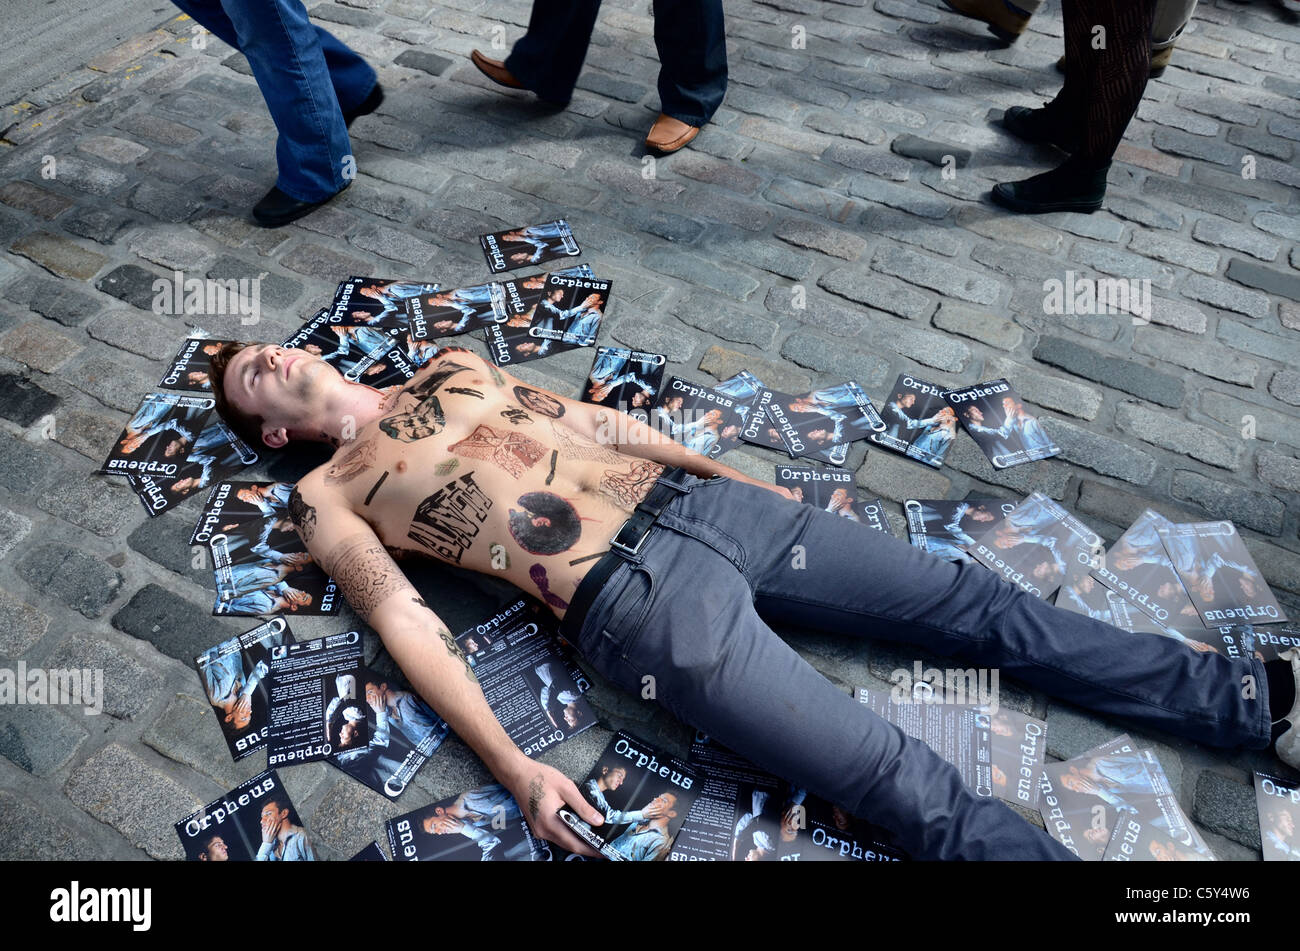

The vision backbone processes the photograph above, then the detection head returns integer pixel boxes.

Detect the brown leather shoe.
[644,113,700,154]
[470,50,524,90]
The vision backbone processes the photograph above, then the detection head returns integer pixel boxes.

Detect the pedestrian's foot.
[1272,648,1300,771]
[343,82,384,127]
[470,50,524,90]
[990,157,1110,215]
[251,183,347,228]
[940,0,1030,42]
[644,113,700,154]
[999,105,1078,153]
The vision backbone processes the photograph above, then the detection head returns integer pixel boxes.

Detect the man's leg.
[170,0,362,202]
[1151,0,1198,54]
[665,478,1273,752]
[574,520,1075,860]
[651,0,727,127]
[503,0,604,105]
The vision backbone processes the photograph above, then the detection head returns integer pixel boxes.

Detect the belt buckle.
[609,526,649,558]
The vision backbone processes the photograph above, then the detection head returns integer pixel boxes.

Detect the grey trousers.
[569,472,1271,860]
[1013,0,1198,49]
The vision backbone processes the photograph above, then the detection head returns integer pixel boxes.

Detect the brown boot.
[470,50,524,90]
[644,113,700,154]
[941,0,1031,42]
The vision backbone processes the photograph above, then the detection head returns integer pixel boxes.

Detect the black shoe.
[1000,105,1079,153]
[343,83,384,127]
[252,183,348,228]
[991,158,1110,215]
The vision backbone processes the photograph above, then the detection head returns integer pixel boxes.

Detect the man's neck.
[315,382,388,446]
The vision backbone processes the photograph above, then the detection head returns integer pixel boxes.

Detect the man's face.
[900,394,915,408]
[261,802,286,828]
[201,837,229,861]
[1275,810,1295,838]
[807,428,831,443]
[287,588,312,610]
[563,705,580,729]
[548,289,564,303]
[970,508,995,522]
[1032,561,1058,580]
[223,344,334,447]
[163,438,186,458]
[340,719,361,747]
[1002,397,1016,416]
[229,702,252,731]
[606,768,626,790]
[516,342,542,355]
[631,390,650,408]
[967,406,984,423]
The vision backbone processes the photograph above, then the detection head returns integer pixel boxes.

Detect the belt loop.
[654,465,694,493]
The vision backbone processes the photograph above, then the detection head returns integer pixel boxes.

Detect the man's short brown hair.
[209,341,266,449]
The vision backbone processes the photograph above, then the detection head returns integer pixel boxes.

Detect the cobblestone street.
[0,0,1297,861]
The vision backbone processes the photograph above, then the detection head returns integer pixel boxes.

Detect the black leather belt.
[560,466,691,642]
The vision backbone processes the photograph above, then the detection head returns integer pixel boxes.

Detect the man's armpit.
[326,532,412,620]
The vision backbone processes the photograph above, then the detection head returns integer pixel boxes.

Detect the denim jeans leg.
[504,0,603,104]
[174,0,356,201]
[316,25,379,115]
[684,480,1271,751]
[652,0,727,126]
[577,504,1076,860]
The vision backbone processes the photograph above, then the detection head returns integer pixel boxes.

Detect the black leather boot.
[991,157,1110,214]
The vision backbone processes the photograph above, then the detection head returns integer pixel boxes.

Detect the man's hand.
[501,755,605,857]
[260,811,282,845]
[230,694,252,723]
[640,799,668,820]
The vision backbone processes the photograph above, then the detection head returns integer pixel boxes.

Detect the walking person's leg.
[170,0,373,222]
[1149,0,1198,72]
[993,0,1160,214]
[467,0,602,105]
[644,0,727,153]
[940,0,1047,42]
[571,504,1075,860]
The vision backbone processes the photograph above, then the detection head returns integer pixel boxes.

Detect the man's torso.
[313,353,664,618]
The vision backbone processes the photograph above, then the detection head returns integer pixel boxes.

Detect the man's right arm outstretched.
[288,472,605,854]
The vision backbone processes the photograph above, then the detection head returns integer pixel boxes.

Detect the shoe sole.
[990,187,1102,215]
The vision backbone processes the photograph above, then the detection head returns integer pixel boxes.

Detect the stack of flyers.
[1254,772,1300,861]
[175,769,315,861]
[775,464,890,533]
[946,379,1061,469]
[855,687,993,799]
[330,276,438,327]
[481,218,581,273]
[195,618,294,762]
[484,273,610,367]
[454,600,595,757]
[979,705,1047,809]
[101,391,260,516]
[350,842,388,861]
[1038,733,1139,860]
[387,783,541,861]
[266,631,366,768]
[190,480,339,617]
[326,666,450,800]
[904,498,1013,564]
[1157,521,1286,629]
[282,309,416,389]
[965,492,1104,601]
[1101,749,1214,862]
[581,345,667,423]
[671,733,785,861]
[495,264,596,327]
[406,280,505,339]
[741,384,882,466]
[651,375,751,459]
[561,730,700,861]
[1223,621,1300,662]
[871,374,958,469]
[671,733,905,862]
[158,336,235,392]
[1091,510,1203,630]
[777,786,907,862]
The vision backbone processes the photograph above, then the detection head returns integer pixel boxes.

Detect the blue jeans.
[567,472,1272,861]
[170,0,377,201]
[505,0,727,126]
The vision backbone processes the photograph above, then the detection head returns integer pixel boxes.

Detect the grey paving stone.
[349,225,439,267]
[0,321,81,372]
[15,543,123,620]
[37,471,140,537]
[644,247,760,301]
[671,293,778,347]
[1225,257,1300,303]
[0,588,50,656]
[1267,369,1300,407]
[1131,326,1258,387]
[61,205,134,245]
[280,242,371,282]
[142,692,260,790]
[779,332,892,390]
[0,180,74,219]
[608,314,697,363]
[1032,336,1184,409]
[1199,390,1300,451]
[111,583,243,665]
[1040,417,1158,486]
[857,449,951,501]
[1126,230,1220,275]
[1182,273,1272,320]
[308,770,409,860]
[0,705,88,777]
[774,217,870,261]
[764,286,871,337]
[45,632,166,721]
[848,174,952,220]
[96,262,167,311]
[982,356,1103,421]
[817,266,936,321]
[64,743,201,860]
[944,436,1071,500]
[393,48,454,75]
[1257,450,1300,494]
[890,133,971,168]
[0,791,100,860]
[0,508,32,562]
[1114,402,1243,471]
[10,231,109,281]
[698,344,812,393]
[1192,770,1259,850]
[871,320,971,373]
[1171,469,1285,536]
[932,302,1023,352]
[3,274,100,326]
[1218,320,1300,365]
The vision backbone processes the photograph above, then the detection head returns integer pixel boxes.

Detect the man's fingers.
[559,780,604,827]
